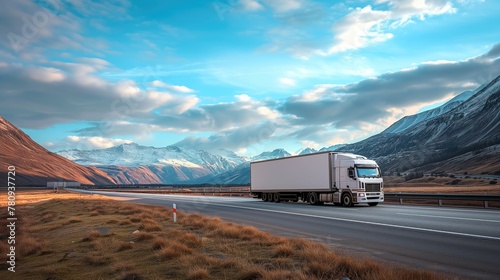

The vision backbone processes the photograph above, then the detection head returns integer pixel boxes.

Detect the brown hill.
[0,116,115,185]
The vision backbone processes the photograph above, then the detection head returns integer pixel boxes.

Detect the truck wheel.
[368,202,379,206]
[262,193,267,202]
[342,193,353,207]
[273,193,280,203]
[266,193,273,202]
[308,192,319,205]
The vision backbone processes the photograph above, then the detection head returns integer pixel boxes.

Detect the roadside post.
[173,204,177,223]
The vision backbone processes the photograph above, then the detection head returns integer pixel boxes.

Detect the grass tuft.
[81,230,102,242]
[19,236,43,256]
[156,243,193,261]
[117,241,134,252]
[186,267,210,280]
[273,244,295,257]
[67,217,82,224]
[134,231,154,241]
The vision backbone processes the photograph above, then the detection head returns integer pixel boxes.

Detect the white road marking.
[383,204,499,214]
[397,213,500,223]
[198,203,500,241]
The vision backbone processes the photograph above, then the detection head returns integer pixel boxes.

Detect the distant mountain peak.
[382,89,476,135]
[299,148,318,155]
[251,149,291,161]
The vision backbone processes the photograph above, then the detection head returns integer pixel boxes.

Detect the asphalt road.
[69,189,500,279]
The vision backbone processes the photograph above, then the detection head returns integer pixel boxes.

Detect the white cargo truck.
[250,152,384,207]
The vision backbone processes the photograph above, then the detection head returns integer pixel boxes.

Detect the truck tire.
[308,192,319,205]
[273,193,280,203]
[342,193,353,207]
[368,202,379,206]
[262,193,267,201]
[266,193,273,202]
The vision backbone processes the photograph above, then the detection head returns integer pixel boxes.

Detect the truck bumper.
[355,192,384,204]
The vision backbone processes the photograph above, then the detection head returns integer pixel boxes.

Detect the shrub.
[450,179,461,185]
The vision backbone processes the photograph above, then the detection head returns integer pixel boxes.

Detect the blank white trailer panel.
[250,152,332,192]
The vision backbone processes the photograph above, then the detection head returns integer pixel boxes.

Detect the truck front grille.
[365,183,381,192]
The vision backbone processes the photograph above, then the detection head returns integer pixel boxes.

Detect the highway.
[70,189,500,279]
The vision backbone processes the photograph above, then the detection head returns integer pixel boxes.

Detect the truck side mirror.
[348,167,355,179]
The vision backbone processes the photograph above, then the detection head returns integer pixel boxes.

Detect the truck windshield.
[356,167,380,178]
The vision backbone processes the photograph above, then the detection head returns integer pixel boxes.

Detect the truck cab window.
[356,167,380,178]
[348,167,355,179]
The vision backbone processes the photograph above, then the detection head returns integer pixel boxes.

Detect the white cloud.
[280,45,500,130]
[278,77,296,86]
[295,84,340,102]
[324,0,456,54]
[174,121,277,152]
[325,5,392,54]
[66,136,133,149]
[150,80,195,93]
[381,0,456,23]
[117,80,141,97]
[235,94,252,102]
[256,106,280,118]
[300,140,320,149]
[0,60,200,129]
[26,66,65,82]
[262,0,304,13]
[422,59,457,65]
[239,0,264,11]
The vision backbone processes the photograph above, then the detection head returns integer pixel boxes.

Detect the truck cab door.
[339,161,356,190]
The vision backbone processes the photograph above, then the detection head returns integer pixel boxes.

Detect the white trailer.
[250,152,384,206]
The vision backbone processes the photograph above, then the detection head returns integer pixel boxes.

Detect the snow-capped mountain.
[59,143,246,168]
[319,144,347,152]
[298,144,347,155]
[57,143,248,184]
[299,148,318,155]
[382,89,475,134]
[250,149,291,161]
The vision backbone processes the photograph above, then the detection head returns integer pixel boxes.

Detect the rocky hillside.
[341,75,500,173]
[0,116,115,185]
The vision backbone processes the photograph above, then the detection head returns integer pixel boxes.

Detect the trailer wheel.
[266,193,274,202]
[308,192,320,205]
[273,193,280,203]
[368,202,379,206]
[342,193,353,207]
[262,193,267,202]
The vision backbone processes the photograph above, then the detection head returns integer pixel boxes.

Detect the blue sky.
[1,0,499,157]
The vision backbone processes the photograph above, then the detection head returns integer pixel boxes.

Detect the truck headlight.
[358,193,365,197]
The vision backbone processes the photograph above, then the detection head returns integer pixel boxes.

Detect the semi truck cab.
[335,154,384,206]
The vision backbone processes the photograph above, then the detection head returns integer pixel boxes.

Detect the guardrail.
[384,193,500,208]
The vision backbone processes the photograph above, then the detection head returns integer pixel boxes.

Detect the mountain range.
[1,75,499,185]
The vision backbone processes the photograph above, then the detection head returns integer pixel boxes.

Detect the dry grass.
[0,190,446,280]
[384,176,500,194]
